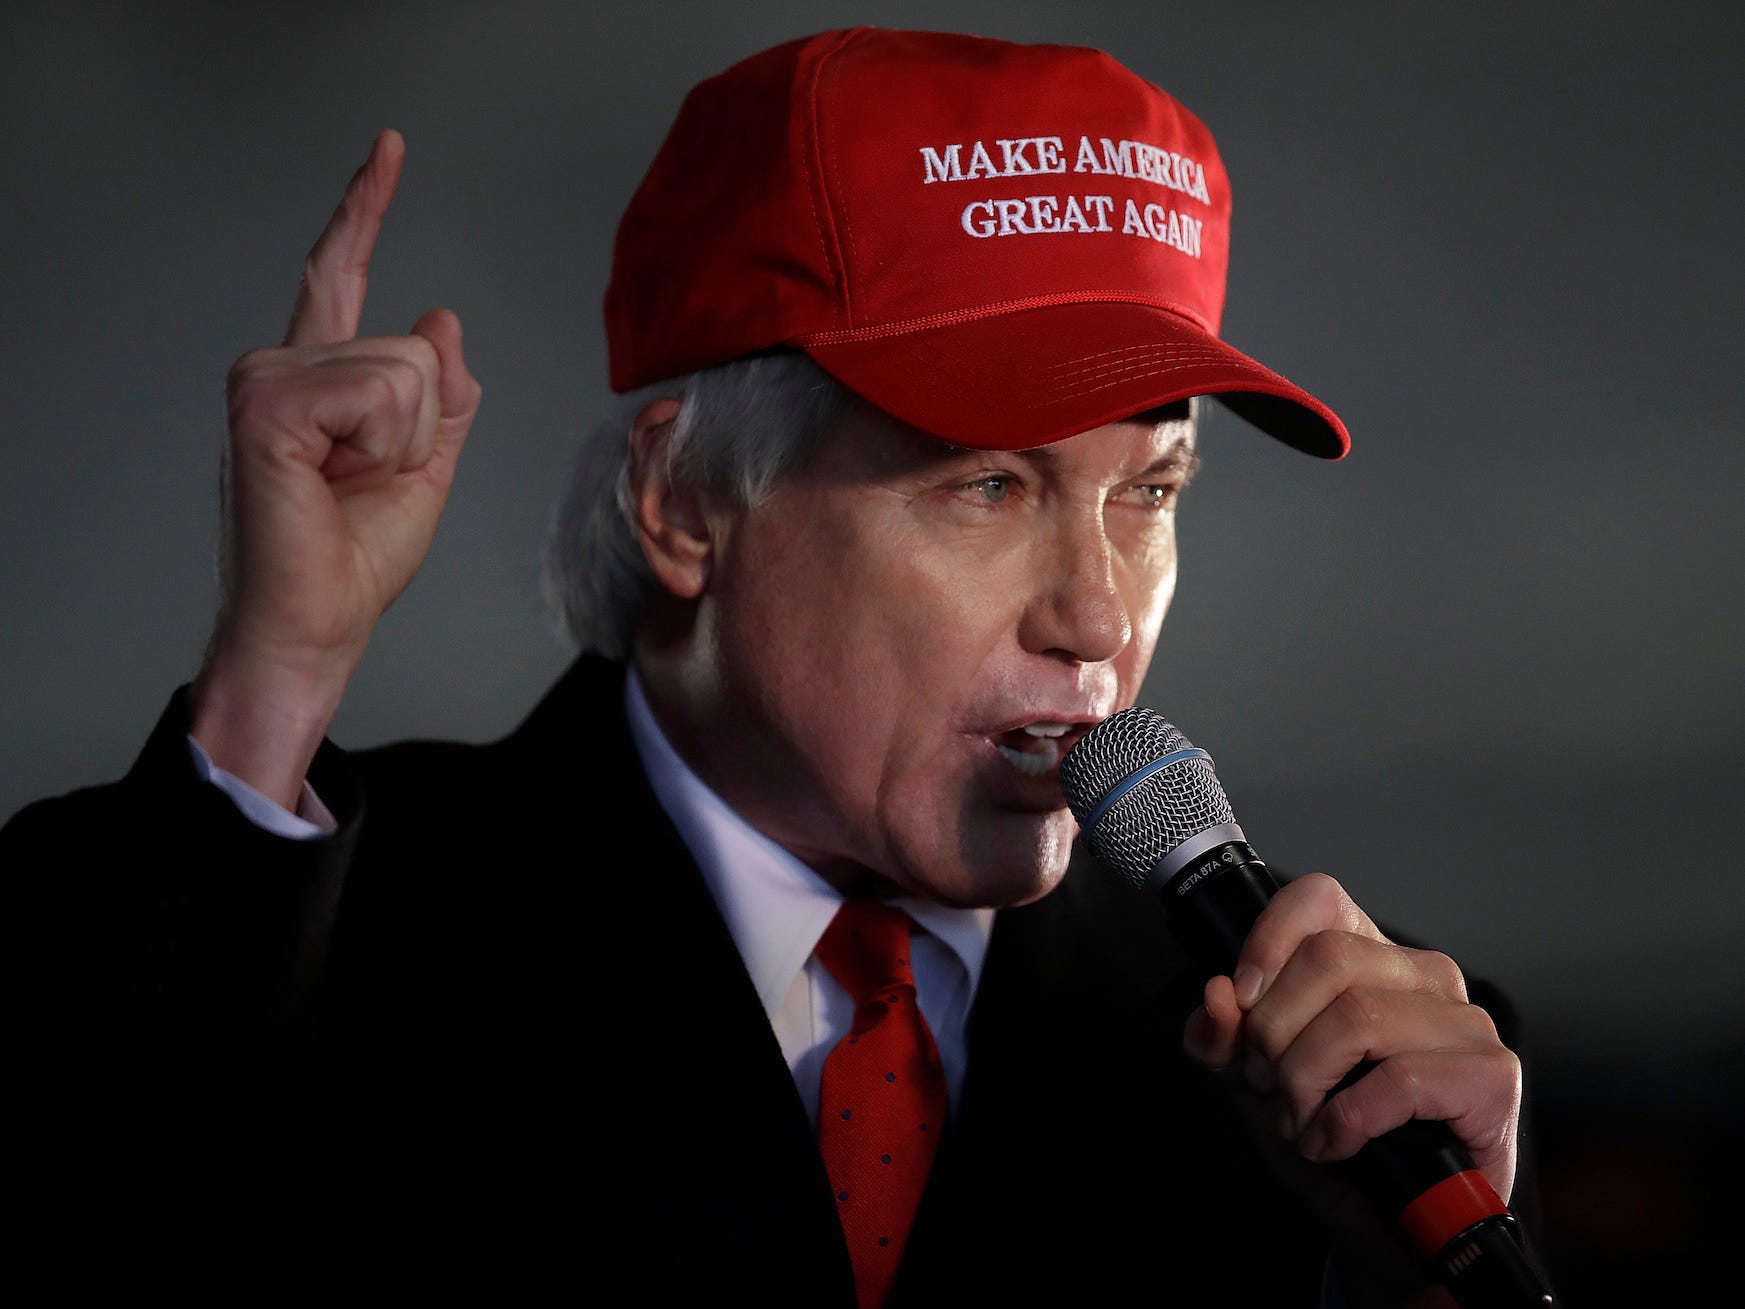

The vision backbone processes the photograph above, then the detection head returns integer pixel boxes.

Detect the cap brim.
[800,300,1348,458]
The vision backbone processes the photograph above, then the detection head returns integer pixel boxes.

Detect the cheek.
[769,507,1015,671]
[716,506,998,769]
[1134,544,1179,634]
[1116,528,1180,689]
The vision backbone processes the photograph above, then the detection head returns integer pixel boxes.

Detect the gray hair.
[542,350,848,657]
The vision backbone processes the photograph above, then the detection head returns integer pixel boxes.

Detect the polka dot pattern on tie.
[814,901,947,1309]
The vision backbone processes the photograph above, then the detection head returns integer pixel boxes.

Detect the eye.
[963,475,1011,503]
[1121,482,1181,511]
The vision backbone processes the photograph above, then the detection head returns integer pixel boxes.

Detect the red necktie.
[814,901,947,1309]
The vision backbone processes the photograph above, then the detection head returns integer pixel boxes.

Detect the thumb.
[1184,973,1244,1070]
[411,307,483,445]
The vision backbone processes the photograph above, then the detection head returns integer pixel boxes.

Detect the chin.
[899,806,1077,909]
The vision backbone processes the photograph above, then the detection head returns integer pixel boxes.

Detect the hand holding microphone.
[1062,708,1556,1307]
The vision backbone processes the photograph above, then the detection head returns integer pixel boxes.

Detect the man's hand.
[190,130,482,809]
[1182,872,1524,1302]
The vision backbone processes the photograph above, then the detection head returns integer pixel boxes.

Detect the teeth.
[1022,723,1070,738]
[997,740,1061,776]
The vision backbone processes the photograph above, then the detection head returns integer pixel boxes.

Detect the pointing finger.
[285,129,406,348]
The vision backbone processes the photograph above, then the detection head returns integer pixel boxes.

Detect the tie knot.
[814,900,916,1002]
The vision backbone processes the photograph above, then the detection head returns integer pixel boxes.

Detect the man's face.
[686,399,1197,908]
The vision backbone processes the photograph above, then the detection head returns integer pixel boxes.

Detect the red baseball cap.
[605,27,1349,458]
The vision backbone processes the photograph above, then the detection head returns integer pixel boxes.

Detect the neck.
[631,644,898,899]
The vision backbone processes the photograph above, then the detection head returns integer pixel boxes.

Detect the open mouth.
[992,722,1076,777]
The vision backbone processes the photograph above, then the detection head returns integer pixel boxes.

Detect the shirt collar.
[623,667,994,1017]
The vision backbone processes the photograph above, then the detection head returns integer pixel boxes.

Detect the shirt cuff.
[186,735,338,840]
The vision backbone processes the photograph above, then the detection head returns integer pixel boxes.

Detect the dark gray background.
[4,1,1740,1289]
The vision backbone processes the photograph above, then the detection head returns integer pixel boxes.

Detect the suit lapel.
[892,849,1205,1301]
[442,656,858,1301]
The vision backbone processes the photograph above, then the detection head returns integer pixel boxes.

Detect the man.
[3,28,1545,1307]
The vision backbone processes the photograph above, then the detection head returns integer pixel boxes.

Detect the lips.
[993,722,1072,776]
[982,718,1098,794]
[970,691,1111,811]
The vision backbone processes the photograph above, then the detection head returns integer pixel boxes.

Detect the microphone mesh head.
[1060,707,1236,889]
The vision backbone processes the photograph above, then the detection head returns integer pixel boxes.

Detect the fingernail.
[1242,1050,1273,1093]
[1234,964,1263,1007]
[1298,1123,1328,1159]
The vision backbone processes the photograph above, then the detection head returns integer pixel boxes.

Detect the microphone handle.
[1156,840,1557,1308]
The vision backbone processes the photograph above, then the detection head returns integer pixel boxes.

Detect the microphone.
[1060,707,1556,1309]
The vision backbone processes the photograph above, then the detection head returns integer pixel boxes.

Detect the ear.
[628,397,712,599]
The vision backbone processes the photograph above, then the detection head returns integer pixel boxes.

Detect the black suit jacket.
[3,657,1536,1305]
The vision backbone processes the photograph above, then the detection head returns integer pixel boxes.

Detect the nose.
[1016,508,1132,665]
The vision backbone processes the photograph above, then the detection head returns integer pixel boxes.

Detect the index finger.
[1231,872,1381,1009]
[284,129,406,347]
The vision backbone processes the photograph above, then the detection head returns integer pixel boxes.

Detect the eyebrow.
[1011,427,1201,480]
[1130,436,1200,481]
[1139,434,1201,481]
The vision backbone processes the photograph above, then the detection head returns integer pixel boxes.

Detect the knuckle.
[1460,1000,1503,1046]
[1486,1044,1524,1100]
[227,346,276,387]
[1302,928,1364,977]
[370,362,421,415]
[1382,1055,1424,1100]
[1243,1008,1288,1060]
[1296,871,1344,904]
[225,350,285,424]
[396,339,443,404]
[403,331,440,376]
[1333,986,1386,1039]
[1321,1086,1365,1144]
[1416,948,1467,998]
